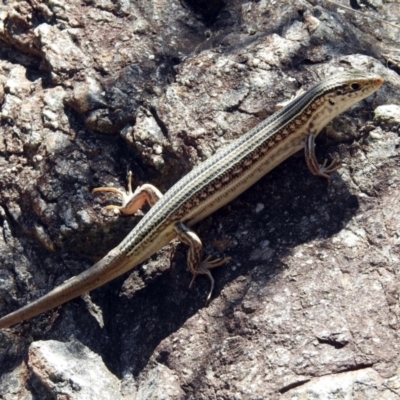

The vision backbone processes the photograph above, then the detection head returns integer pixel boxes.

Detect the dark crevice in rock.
[279,379,311,394]
[149,106,169,139]
[182,0,226,26]
[350,0,362,10]
[156,350,170,365]
[317,337,348,349]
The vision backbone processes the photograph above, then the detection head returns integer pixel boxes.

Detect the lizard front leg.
[93,171,163,215]
[304,133,341,179]
[174,221,231,302]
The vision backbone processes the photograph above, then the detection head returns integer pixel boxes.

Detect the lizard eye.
[351,82,361,91]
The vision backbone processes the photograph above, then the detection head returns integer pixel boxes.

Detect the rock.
[27,340,122,399]
[0,0,400,398]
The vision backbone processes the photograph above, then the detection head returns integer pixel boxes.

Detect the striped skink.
[0,71,383,329]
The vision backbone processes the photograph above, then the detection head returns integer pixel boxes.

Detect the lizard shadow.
[60,143,359,379]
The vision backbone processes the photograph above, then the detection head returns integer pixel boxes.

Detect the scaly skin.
[0,72,383,329]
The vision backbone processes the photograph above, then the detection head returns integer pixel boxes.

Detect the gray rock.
[0,0,399,398]
[27,340,122,400]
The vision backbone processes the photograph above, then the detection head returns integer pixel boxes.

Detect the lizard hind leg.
[93,171,163,215]
[174,222,231,303]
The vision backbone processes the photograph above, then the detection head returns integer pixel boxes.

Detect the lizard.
[0,71,383,329]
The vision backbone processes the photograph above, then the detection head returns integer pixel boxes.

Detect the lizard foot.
[189,256,232,303]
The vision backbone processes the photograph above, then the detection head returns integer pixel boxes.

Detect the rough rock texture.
[0,0,399,399]
[27,340,122,400]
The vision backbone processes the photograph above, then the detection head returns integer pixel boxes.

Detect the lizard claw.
[189,256,231,303]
